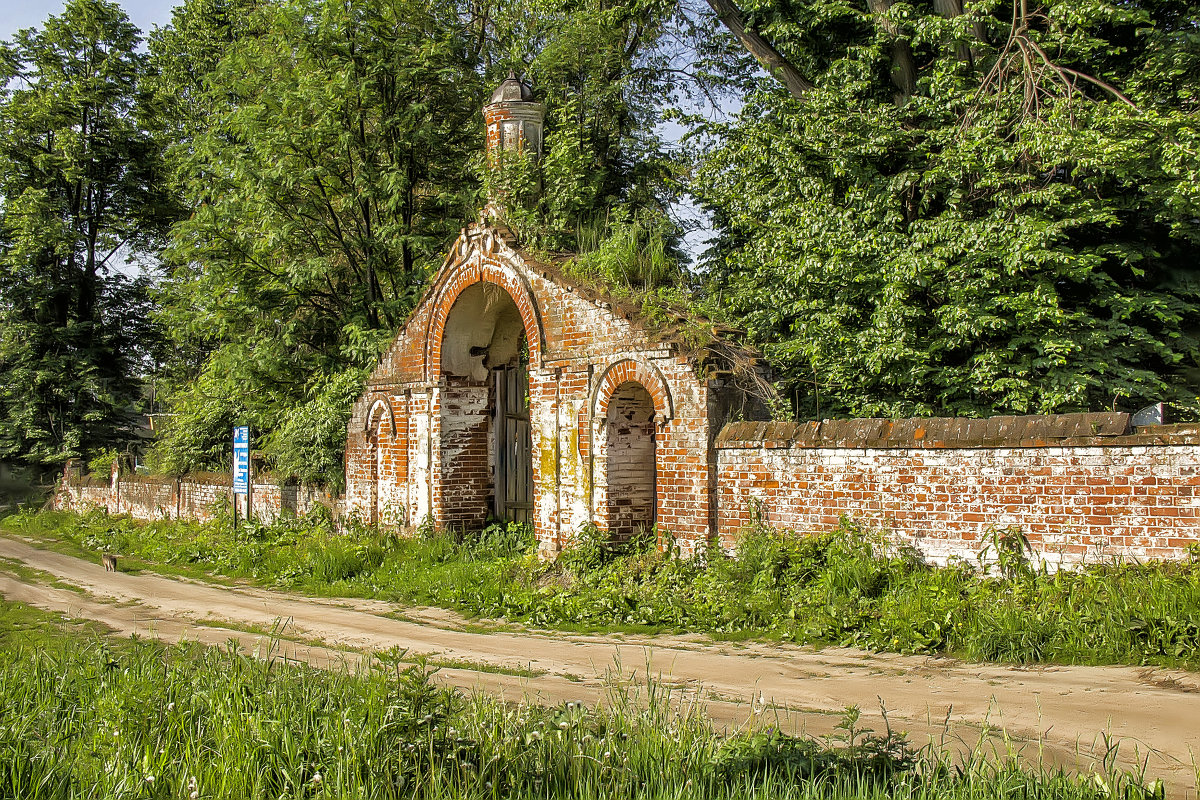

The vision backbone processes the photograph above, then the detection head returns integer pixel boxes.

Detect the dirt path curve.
[1,536,1197,795]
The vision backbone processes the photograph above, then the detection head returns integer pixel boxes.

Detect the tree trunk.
[933,0,987,66]
[867,0,917,99]
[704,0,815,100]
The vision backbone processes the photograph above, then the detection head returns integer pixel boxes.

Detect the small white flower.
[189,792,199,800]
[144,775,155,784]
[167,702,175,711]
[337,745,343,753]
[311,772,322,786]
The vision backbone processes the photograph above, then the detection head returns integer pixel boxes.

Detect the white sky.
[1,0,177,43]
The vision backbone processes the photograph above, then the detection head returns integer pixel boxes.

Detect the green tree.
[694,0,1200,418]
[0,0,173,475]
[151,0,484,483]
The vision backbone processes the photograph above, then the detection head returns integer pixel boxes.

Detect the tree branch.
[704,0,815,100]
[867,0,917,99]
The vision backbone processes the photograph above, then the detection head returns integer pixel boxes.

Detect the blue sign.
[232,426,250,495]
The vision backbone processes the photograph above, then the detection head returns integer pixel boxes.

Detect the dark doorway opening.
[439,282,533,529]
[494,353,532,524]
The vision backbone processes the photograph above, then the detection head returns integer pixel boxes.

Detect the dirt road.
[1,535,1196,795]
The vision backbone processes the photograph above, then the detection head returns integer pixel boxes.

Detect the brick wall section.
[345,224,1200,563]
[440,377,493,529]
[715,417,1200,566]
[55,464,338,525]
[602,382,657,539]
[345,224,718,555]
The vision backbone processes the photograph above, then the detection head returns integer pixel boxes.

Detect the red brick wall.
[715,418,1200,566]
[347,226,1200,565]
[440,377,492,529]
[600,382,657,539]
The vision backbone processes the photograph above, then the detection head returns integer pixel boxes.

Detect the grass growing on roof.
[5,508,1200,669]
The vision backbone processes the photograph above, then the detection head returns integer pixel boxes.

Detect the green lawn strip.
[8,519,245,587]
[0,596,1168,800]
[4,509,1200,671]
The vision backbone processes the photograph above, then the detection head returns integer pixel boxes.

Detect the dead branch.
[964,0,1139,129]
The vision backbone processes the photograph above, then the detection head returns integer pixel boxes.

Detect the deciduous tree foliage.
[151,0,704,482]
[150,0,484,483]
[0,0,173,474]
[13,0,1193,482]
[694,0,1200,418]
[481,0,709,246]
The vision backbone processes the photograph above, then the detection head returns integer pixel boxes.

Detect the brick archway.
[363,394,394,525]
[424,259,543,382]
[590,359,673,423]
[364,393,395,435]
[582,359,675,528]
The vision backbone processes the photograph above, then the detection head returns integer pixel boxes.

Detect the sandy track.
[0,536,1196,795]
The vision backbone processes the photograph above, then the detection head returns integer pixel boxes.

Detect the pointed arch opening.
[600,381,657,541]
[438,281,533,529]
[364,397,394,526]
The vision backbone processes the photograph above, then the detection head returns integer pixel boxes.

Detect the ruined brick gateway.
[343,211,781,555]
[340,74,1200,564]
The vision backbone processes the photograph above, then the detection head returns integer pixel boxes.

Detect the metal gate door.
[495,365,533,524]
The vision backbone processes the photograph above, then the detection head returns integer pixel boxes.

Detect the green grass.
[0,598,1171,799]
[5,509,1200,670]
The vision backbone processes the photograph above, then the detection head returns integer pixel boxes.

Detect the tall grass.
[0,600,1167,799]
[5,509,1200,669]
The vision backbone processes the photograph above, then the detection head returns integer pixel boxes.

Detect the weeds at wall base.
[4,509,1200,670]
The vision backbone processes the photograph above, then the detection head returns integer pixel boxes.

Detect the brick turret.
[482,71,545,220]
[483,70,545,162]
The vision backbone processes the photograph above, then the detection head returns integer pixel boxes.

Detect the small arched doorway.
[439,282,533,528]
[365,400,389,526]
[603,381,657,540]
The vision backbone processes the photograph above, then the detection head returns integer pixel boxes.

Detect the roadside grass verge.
[4,509,1200,669]
[0,598,1168,800]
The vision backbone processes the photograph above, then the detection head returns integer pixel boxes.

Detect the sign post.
[233,426,250,530]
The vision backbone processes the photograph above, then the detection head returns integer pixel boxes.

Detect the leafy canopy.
[694,0,1200,419]
[150,0,484,483]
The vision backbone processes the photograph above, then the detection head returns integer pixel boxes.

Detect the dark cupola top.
[490,70,535,103]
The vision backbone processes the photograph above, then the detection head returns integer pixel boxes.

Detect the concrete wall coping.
[715,413,1200,450]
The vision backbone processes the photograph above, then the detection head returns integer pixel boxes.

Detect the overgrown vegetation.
[692,0,1200,419]
[9,509,1200,670]
[7,0,1200,480]
[0,598,1170,799]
